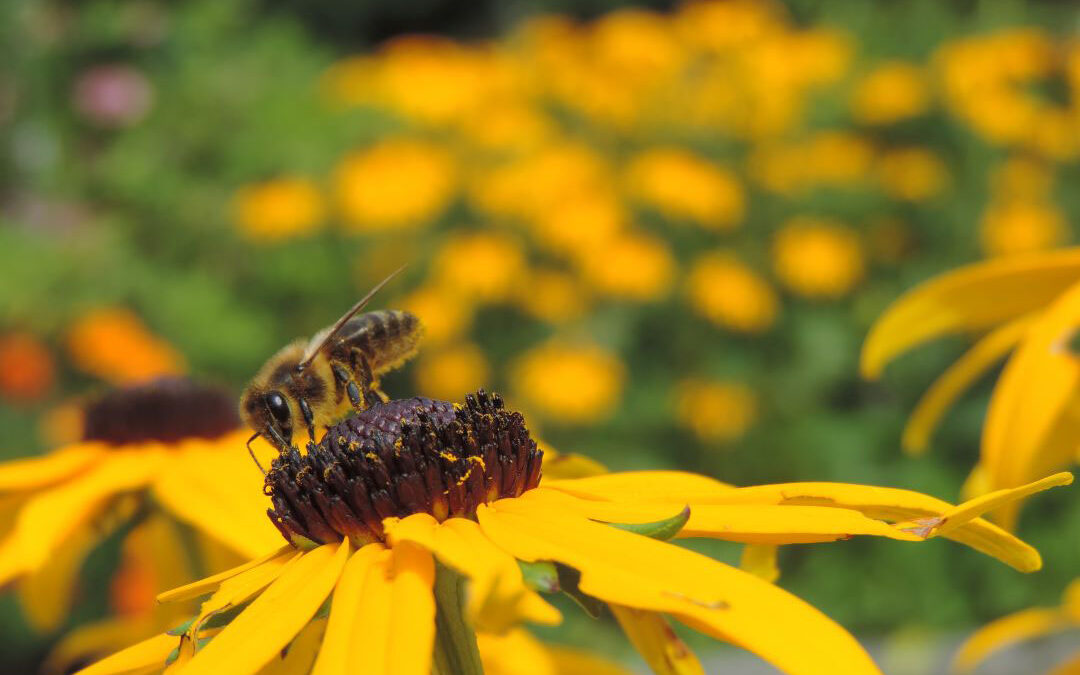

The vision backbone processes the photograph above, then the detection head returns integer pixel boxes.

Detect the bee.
[240,269,423,462]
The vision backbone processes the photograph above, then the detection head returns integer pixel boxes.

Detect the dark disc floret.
[83,376,239,445]
[264,390,544,546]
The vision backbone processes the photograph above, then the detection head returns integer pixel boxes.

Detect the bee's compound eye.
[265,392,291,424]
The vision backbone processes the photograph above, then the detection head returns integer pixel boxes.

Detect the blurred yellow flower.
[335,138,457,231]
[686,252,779,333]
[773,218,865,298]
[623,147,744,230]
[515,268,588,323]
[979,201,1067,257]
[66,309,185,384]
[512,341,625,423]
[398,285,473,346]
[675,0,785,52]
[530,191,625,257]
[457,104,555,153]
[575,231,675,301]
[750,132,874,194]
[850,62,930,125]
[0,332,54,403]
[231,176,324,241]
[876,147,949,201]
[675,378,759,443]
[431,231,527,303]
[414,343,491,402]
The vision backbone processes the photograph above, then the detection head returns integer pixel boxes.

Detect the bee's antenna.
[247,432,267,476]
[297,264,407,372]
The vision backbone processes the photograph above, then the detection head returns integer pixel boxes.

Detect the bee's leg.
[331,362,366,410]
[355,356,384,408]
[298,397,316,442]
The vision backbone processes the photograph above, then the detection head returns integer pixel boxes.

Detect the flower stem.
[432,562,484,675]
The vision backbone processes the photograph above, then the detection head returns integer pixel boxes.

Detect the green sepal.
[166,617,195,636]
[555,564,605,619]
[518,560,560,593]
[608,505,690,541]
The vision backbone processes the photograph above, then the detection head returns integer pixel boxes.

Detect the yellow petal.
[933,473,1073,538]
[740,544,780,584]
[1062,578,1080,622]
[72,632,177,675]
[509,488,921,544]
[0,443,104,492]
[478,628,634,675]
[611,605,705,675]
[861,249,1080,378]
[153,437,284,559]
[350,548,393,674]
[903,314,1034,455]
[385,541,437,675]
[951,608,1067,673]
[181,539,350,675]
[982,281,1080,527]
[703,482,1044,572]
[312,544,386,675]
[255,618,326,675]
[3,450,163,582]
[156,545,294,604]
[18,513,101,630]
[186,549,302,641]
[384,514,560,632]
[44,617,158,675]
[544,471,733,502]
[478,502,884,675]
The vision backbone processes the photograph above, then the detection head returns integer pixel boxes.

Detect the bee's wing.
[301,326,334,364]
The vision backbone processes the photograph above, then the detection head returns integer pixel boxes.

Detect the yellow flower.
[66,308,185,384]
[850,62,930,125]
[862,248,1080,527]
[623,147,744,230]
[979,201,1067,257]
[575,231,675,301]
[457,103,556,154]
[675,378,759,443]
[990,156,1054,201]
[773,218,865,299]
[431,231,527,304]
[414,343,491,402]
[750,132,874,194]
[335,139,457,231]
[529,191,626,257]
[686,252,779,333]
[876,147,949,202]
[511,342,625,424]
[675,0,785,52]
[952,579,1080,674]
[0,377,281,668]
[76,392,1069,675]
[397,285,473,346]
[514,268,588,324]
[0,332,54,403]
[231,177,324,241]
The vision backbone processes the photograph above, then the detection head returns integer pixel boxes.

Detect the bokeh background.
[2,0,1079,672]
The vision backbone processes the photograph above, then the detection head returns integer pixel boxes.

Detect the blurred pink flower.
[72,64,153,127]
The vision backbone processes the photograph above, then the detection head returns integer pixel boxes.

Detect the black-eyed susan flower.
[65,309,185,384]
[77,390,1070,675]
[862,247,1080,527]
[0,377,282,666]
[231,177,326,242]
[685,251,779,333]
[772,217,866,299]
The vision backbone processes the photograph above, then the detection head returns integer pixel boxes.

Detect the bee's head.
[240,387,296,452]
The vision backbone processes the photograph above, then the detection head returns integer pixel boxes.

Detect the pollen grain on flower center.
[265,390,543,546]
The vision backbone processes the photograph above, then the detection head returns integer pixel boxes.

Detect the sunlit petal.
[861,251,1080,378]
[544,471,732,501]
[181,540,350,675]
[312,544,385,675]
[478,503,883,675]
[611,605,705,675]
[157,545,295,604]
[72,632,177,675]
[740,544,780,583]
[0,444,104,492]
[903,314,1034,455]
[951,608,1067,673]
[478,628,635,675]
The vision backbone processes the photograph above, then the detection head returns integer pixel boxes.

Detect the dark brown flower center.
[265,390,544,546]
[83,377,239,445]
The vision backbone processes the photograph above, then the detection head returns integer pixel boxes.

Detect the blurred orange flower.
[66,309,184,384]
[624,147,744,230]
[431,231,527,303]
[0,333,55,403]
[413,342,491,402]
[512,341,625,424]
[575,231,675,301]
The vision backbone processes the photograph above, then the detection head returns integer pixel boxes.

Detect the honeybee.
[240,269,423,460]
